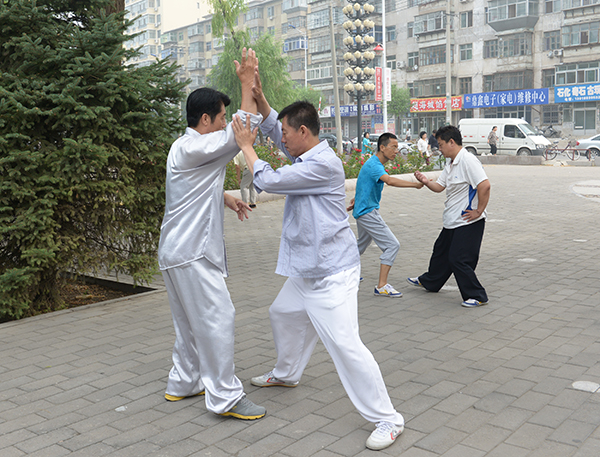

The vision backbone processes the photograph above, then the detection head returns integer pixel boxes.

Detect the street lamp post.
[342,0,376,147]
[289,23,308,88]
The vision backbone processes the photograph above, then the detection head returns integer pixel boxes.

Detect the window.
[178,32,184,41]
[556,62,600,85]
[188,24,204,36]
[419,45,453,66]
[414,11,445,35]
[374,25,383,43]
[249,27,264,41]
[543,30,561,50]
[484,39,498,58]
[459,77,472,94]
[542,105,560,125]
[460,43,473,61]
[307,62,333,81]
[284,36,307,52]
[542,69,555,87]
[282,0,307,11]
[289,58,304,72]
[484,70,533,91]
[460,11,473,28]
[563,0,600,7]
[245,7,263,21]
[412,78,448,97]
[387,55,396,69]
[283,17,306,34]
[309,35,330,54]
[408,52,418,68]
[206,23,211,34]
[385,0,396,12]
[268,26,275,35]
[267,6,275,17]
[562,22,600,47]
[545,0,561,12]
[206,41,211,51]
[504,125,525,139]
[499,33,532,57]
[487,0,539,23]
[189,41,204,53]
[308,9,329,29]
[386,25,396,42]
[407,22,414,38]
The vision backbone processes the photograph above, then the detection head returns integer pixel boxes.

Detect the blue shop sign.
[329,103,382,117]
[555,83,600,103]
[464,89,549,109]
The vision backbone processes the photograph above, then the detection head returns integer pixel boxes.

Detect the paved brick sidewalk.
[1,165,600,457]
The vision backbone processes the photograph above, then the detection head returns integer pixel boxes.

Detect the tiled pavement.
[2,164,600,457]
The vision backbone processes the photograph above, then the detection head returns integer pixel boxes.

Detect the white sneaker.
[374,284,403,298]
[250,371,299,388]
[366,421,404,450]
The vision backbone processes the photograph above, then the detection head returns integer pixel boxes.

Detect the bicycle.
[543,140,582,160]
[541,125,561,138]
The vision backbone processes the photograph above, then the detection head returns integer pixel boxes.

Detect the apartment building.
[125,0,600,139]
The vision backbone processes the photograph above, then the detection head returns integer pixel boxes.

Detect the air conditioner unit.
[398,61,406,69]
[553,49,563,56]
[269,16,274,20]
[547,51,554,58]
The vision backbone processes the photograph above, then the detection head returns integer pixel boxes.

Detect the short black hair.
[377,132,397,152]
[186,87,231,128]
[420,131,427,139]
[364,131,370,138]
[436,125,463,145]
[277,101,320,136]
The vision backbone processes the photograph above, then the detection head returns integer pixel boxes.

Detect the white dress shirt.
[253,109,360,278]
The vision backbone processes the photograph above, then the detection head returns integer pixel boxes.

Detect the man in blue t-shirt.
[347,133,423,298]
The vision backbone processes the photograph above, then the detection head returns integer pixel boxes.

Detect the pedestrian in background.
[234,151,257,208]
[487,126,498,155]
[428,129,439,154]
[417,131,430,164]
[362,131,371,154]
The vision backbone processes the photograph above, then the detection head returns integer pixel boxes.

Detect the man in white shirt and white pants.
[409,125,491,308]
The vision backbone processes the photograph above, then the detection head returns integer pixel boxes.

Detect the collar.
[450,147,467,165]
[293,139,330,163]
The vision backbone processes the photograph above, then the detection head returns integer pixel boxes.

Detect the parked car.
[369,134,411,155]
[318,133,353,153]
[576,134,600,158]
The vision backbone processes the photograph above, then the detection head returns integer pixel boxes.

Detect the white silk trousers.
[162,257,244,414]
[270,265,404,426]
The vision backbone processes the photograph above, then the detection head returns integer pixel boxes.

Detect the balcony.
[487,0,539,32]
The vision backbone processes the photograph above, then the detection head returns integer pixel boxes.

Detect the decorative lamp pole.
[342,0,376,148]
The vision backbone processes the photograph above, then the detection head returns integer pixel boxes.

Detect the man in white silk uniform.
[230,71,405,450]
[157,49,265,420]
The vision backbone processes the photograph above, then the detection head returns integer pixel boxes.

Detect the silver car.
[576,134,600,158]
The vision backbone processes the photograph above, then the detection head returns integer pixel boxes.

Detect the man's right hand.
[234,47,258,87]
[346,198,355,212]
[414,171,429,184]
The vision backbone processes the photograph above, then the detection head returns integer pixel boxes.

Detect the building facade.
[124,0,600,140]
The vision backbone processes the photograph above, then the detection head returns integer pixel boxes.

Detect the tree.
[208,32,298,119]
[0,0,186,319]
[382,84,411,133]
[293,86,325,111]
[206,0,247,49]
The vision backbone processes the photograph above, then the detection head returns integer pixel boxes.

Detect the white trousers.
[270,266,404,425]
[240,168,257,205]
[162,258,244,414]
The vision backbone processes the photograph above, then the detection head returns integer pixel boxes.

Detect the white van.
[458,118,551,156]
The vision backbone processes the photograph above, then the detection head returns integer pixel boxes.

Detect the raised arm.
[235,47,258,115]
[232,114,260,174]
[251,65,271,121]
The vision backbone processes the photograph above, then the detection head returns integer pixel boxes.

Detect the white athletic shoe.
[251,371,299,388]
[366,421,404,450]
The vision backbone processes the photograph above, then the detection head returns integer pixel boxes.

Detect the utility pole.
[445,0,452,125]
[382,0,387,133]
[330,5,343,153]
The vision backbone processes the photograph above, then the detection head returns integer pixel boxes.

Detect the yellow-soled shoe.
[165,391,205,402]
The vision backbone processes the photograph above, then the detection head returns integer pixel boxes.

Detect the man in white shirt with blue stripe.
[409,125,491,308]
[231,72,405,451]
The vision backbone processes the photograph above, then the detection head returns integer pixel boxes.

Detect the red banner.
[410,96,463,112]
[375,67,382,102]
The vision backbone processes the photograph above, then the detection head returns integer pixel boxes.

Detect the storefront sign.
[555,83,600,103]
[328,103,382,117]
[375,67,382,102]
[464,89,548,109]
[410,96,462,113]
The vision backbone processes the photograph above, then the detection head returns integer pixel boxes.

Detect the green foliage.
[208,32,297,119]
[293,86,325,110]
[341,146,432,180]
[207,0,247,48]
[384,84,412,117]
[0,0,186,319]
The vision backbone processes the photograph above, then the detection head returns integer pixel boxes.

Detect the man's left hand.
[225,194,251,221]
[462,209,481,222]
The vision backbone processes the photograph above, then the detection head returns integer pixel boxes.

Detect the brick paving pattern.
[1,164,600,456]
